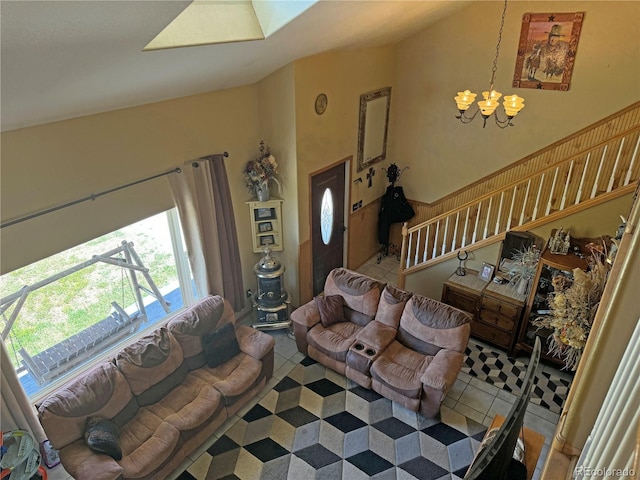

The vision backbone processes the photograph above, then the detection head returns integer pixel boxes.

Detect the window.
[0,209,198,401]
[320,188,334,245]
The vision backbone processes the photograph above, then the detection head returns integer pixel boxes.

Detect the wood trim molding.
[347,198,381,270]
[298,239,312,305]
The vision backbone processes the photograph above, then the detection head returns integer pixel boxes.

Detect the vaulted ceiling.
[0,1,470,132]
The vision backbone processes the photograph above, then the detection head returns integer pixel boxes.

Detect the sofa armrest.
[355,321,397,352]
[420,349,464,393]
[290,300,321,328]
[235,325,275,359]
[290,301,321,355]
[59,440,123,480]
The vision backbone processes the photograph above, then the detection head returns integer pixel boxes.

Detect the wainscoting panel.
[347,198,381,271]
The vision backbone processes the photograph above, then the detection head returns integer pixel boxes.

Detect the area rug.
[462,339,572,414]
[177,357,488,480]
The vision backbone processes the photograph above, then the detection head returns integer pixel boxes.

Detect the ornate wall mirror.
[357,86,391,172]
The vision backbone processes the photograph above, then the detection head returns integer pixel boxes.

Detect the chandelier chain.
[489,0,508,89]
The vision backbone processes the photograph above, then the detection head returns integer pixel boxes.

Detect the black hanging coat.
[378,186,415,245]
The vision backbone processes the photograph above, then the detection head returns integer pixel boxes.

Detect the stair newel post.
[398,222,409,288]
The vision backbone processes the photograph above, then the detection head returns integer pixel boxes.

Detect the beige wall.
[293,47,396,244]
[404,193,635,300]
[257,64,301,305]
[0,86,263,316]
[390,1,640,204]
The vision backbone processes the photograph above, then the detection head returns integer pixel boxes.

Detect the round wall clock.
[315,93,328,115]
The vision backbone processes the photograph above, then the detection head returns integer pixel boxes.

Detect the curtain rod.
[1,166,183,229]
[0,152,229,229]
[2,151,229,229]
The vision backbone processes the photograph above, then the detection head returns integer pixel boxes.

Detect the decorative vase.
[516,277,529,295]
[255,180,270,202]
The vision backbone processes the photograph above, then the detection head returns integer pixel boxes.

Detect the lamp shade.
[454,90,477,111]
[503,94,525,117]
[478,90,501,116]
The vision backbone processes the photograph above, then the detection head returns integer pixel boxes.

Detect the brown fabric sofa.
[37,295,274,480]
[292,268,471,418]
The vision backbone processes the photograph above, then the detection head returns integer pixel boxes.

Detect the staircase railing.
[399,109,640,287]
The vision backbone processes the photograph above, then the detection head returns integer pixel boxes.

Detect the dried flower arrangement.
[533,246,610,370]
[507,245,540,295]
[243,141,280,195]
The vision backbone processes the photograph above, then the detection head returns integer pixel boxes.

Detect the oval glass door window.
[320,188,334,245]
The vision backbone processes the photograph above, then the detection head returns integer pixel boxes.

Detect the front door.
[311,162,346,295]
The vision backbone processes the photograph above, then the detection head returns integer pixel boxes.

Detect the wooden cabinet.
[441,270,485,318]
[478,282,526,350]
[247,199,283,253]
[513,247,588,366]
[442,271,526,351]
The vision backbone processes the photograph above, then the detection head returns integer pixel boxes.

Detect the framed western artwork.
[513,12,585,91]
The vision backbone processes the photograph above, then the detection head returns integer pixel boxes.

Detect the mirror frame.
[357,86,391,172]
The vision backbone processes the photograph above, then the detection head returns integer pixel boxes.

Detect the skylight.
[144,0,317,51]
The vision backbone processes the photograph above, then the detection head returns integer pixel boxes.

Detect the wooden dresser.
[442,271,527,351]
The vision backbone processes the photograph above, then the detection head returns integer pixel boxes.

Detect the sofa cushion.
[324,268,385,319]
[84,417,122,460]
[118,409,182,479]
[315,295,346,327]
[307,321,362,363]
[375,285,413,329]
[370,341,430,399]
[116,328,188,407]
[191,353,263,406]
[167,295,234,369]
[144,374,224,431]
[37,361,135,450]
[396,294,471,356]
[202,322,240,368]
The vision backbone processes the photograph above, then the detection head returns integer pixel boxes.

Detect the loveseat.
[37,295,274,480]
[292,268,471,418]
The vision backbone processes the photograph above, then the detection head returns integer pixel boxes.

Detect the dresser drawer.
[442,285,480,316]
[481,295,521,318]
[478,309,516,332]
[471,319,512,350]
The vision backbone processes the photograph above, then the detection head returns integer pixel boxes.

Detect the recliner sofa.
[292,268,471,418]
[37,295,274,480]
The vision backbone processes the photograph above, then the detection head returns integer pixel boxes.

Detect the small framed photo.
[479,262,495,281]
[258,221,273,233]
[255,208,275,221]
[260,235,275,246]
[265,313,279,322]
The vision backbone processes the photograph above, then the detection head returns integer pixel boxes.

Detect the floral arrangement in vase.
[507,245,540,296]
[244,140,280,202]
[532,247,609,370]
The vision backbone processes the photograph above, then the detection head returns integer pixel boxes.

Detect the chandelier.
[454,0,524,128]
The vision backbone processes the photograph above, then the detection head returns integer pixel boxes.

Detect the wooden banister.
[398,103,640,288]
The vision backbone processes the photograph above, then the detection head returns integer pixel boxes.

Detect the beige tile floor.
[45,255,563,480]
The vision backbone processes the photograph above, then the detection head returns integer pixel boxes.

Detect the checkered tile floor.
[462,339,572,414]
[178,357,488,480]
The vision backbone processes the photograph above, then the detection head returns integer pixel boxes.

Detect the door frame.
[308,156,351,277]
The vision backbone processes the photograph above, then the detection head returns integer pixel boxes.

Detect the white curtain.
[1,338,46,442]
[169,156,244,310]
